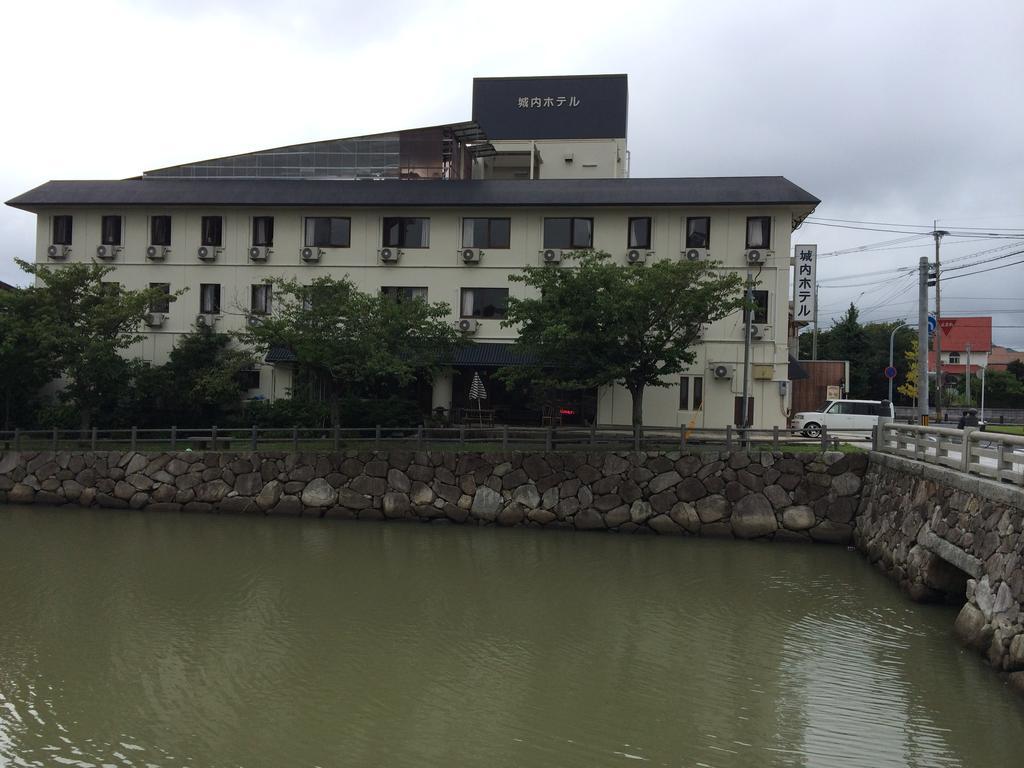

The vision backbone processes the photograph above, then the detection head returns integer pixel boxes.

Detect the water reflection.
[0,507,1022,767]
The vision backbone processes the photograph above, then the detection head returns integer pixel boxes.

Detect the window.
[251,284,272,315]
[381,286,428,302]
[679,375,704,411]
[252,216,274,247]
[52,215,73,245]
[948,352,961,364]
[686,217,710,248]
[151,216,172,246]
[149,283,171,313]
[544,217,593,249]
[305,217,350,248]
[238,369,261,390]
[851,402,877,416]
[199,283,221,314]
[628,217,652,249]
[101,215,122,246]
[743,290,769,324]
[460,288,509,319]
[745,216,771,249]
[382,217,429,248]
[201,216,223,247]
[462,218,511,249]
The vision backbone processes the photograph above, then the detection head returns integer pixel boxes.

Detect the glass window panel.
[686,217,710,248]
[101,215,122,246]
[330,218,351,247]
[743,290,769,324]
[151,216,172,246]
[201,216,223,247]
[200,283,221,314]
[52,216,73,245]
[382,217,401,247]
[403,218,429,248]
[679,376,690,410]
[543,218,572,249]
[149,283,170,313]
[251,284,272,315]
[571,218,593,248]
[693,376,704,411]
[746,217,771,249]
[252,216,274,247]
[489,218,511,249]
[382,286,428,302]
[628,217,651,249]
[460,288,509,319]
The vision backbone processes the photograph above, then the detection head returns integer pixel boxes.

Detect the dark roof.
[6,176,819,210]
[265,346,297,363]
[788,354,810,381]
[451,342,536,367]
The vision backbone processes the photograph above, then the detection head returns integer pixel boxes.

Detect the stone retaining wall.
[0,448,867,541]
[856,451,1024,693]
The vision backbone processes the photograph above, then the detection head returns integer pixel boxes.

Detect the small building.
[928,317,992,378]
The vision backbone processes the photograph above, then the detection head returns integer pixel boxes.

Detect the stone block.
[696,494,729,524]
[782,505,816,531]
[471,486,503,522]
[731,493,777,539]
[574,508,605,530]
[301,478,337,507]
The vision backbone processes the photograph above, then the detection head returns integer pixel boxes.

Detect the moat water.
[1,506,1022,767]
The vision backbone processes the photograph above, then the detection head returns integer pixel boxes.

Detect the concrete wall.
[33,204,799,429]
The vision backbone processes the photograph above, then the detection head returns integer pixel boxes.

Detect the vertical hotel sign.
[793,244,817,322]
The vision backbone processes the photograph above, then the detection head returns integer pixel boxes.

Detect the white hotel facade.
[7,75,818,430]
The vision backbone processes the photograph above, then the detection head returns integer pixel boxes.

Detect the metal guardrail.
[0,423,871,454]
[878,422,1024,486]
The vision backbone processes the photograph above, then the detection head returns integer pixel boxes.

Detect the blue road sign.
[927,315,937,335]
[884,366,897,380]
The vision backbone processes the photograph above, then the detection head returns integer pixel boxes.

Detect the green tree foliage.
[15,260,173,430]
[897,336,919,401]
[981,369,1024,408]
[0,283,63,428]
[1007,359,1024,383]
[238,276,460,424]
[500,251,746,427]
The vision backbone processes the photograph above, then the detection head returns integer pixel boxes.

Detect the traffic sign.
[927,315,937,335]
[939,318,956,336]
[884,366,897,380]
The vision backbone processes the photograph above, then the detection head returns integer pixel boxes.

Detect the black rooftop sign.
[472,75,628,141]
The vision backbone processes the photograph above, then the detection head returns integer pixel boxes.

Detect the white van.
[792,399,894,437]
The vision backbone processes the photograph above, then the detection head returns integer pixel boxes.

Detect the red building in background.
[928,317,992,376]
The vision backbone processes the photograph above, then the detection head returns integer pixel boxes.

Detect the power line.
[942,254,1024,282]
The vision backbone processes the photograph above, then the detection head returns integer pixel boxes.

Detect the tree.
[238,276,461,424]
[1007,359,1024,383]
[0,285,63,429]
[15,260,173,430]
[500,251,746,427]
[897,336,919,402]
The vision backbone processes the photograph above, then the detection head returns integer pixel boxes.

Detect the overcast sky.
[2,0,1022,347]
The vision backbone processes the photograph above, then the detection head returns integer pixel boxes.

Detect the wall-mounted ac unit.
[683,248,709,261]
[46,244,71,259]
[457,318,479,334]
[249,246,271,262]
[749,324,772,340]
[146,245,169,260]
[379,247,401,263]
[195,314,218,327]
[197,245,220,261]
[541,248,561,264]
[461,247,482,263]
[711,363,734,380]
[626,249,649,264]
[745,249,773,264]
[247,315,264,327]
[95,244,120,259]
[144,312,166,327]
[300,246,323,262]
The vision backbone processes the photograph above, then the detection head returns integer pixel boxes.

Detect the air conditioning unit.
[300,246,323,262]
[457,318,479,334]
[247,315,264,327]
[379,247,401,263]
[249,246,271,262]
[197,245,221,261]
[144,312,165,328]
[146,245,169,260]
[683,248,709,261]
[95,244,120,259]
[626,249,649,265]
[711,363,734,380]
[195,314,219,327]
[745,249,773,264]
[541,248,561,264]
[750,324,772,340]
[46,244,71,259]
[461,247,482,263]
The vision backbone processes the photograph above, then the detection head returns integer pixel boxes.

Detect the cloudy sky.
[2,0,1022,346]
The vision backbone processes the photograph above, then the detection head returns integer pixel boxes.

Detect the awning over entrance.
[450,342,537,367]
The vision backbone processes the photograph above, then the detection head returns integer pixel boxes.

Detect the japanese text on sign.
[793,244,817,322]
[517,96,581,108]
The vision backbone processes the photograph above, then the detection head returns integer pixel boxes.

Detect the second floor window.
[201,216,223,247]
[381,286,428,302]
[149,283,171,314]
[305,217,350,248]
[383,217,429,248]
[544,217,593,249]
[252,216,274,247]
[462,218,511,249]
[743,290,769,324]
[101,215,122,246]
[151,216,172,246]
[949,352,961,364]
[52,215,73,245]
[686,217,710,248]
[746,216,771,249]
[628,217,652,249]
[251,284,272,315]
[460,288,509,319]
[200,283,221,314]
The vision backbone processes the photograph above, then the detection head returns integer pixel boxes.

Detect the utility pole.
[965,343,972,406]
[933,226,949,421]
[918,257,930,425]
[811,283,819,360]
[741,271,753,432]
